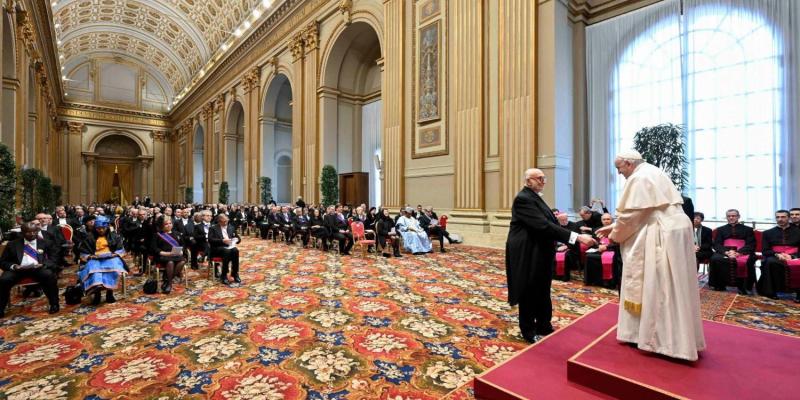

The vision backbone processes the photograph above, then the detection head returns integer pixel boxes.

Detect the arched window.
[607,2,790,221]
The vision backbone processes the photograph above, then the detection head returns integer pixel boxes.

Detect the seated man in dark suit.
[279,206,295,244]
[208,214,241,285]
[292,208,311,247]
[0,222,60,317]
[324,205,353,255]
[419,207,452,253]
[576,206,603,234]
[268,206,283,242]
[192,211,212,269]
[36,213,67,268]
[693,212,713,269]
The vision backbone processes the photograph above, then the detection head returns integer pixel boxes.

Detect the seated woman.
[376,208,402,258]
[150,217,186,294]
[584,213,622,289]
[77,216,128,305]
[396,207,432,255]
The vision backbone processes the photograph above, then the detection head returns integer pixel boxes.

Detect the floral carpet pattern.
[0,238,797,399]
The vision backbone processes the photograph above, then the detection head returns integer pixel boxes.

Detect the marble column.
[243,67,261,203]
[84,155,96,203]
[382,0,405,209]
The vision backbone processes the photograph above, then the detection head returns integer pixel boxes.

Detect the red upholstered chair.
[60,224,74,263]
[439,215,448,230]
[15,277,38,296]
[351,221,375,256]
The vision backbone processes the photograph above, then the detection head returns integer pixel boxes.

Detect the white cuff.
[568,231,578,245]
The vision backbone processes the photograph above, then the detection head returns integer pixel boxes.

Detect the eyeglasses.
[532,176,547,183]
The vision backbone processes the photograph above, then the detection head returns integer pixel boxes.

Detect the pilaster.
[382,0,405,209]
[290,34,305,203]
[302,23,319,203]
[66,122,84,204]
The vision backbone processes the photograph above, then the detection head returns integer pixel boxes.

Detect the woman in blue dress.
[77,216,128,305]
[396,208,432,255]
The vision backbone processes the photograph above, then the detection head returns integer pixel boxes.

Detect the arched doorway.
[2,11,16,148]
[321,22,382,207]
[261,73,293,204]
[193,125,204,202]
[93,135,141,203]
[225,101,245,203]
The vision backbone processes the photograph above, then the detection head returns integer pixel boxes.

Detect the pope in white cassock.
[596,150,706,361]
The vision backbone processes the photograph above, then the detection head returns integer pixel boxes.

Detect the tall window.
[612,4,783,221]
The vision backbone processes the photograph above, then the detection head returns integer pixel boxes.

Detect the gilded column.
[67,122,84,204]
[499,0,536,209]
[207,101,218,203]
[382,0,405,209]
[84,155,96,203]
[302,23,319,203]
[213,94,225,202]
[289,34,305,203]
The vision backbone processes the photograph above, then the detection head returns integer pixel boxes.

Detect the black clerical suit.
[756,224,800,298]
[208,224,240,282]
[0,237,60,315]
[506,186,573,339]
[709,223,756,292]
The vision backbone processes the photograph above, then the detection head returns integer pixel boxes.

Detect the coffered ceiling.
[51,0,265,112]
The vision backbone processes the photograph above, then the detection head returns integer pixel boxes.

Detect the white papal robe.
[609,162,706,361]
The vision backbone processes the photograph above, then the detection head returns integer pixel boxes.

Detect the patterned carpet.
[0,237,796,399]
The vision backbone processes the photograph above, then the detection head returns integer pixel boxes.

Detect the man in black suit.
[576,206,603,234]
[192,211,212,269]
[709,209,756,294]
[505,168,596,343]
[419,208,452,253]
[756,210,800,301]
[279,206,295,244]
[292,208,311,247]
[693,212,713,268]
[54,207,79,230]
[324,205,353,255]
[36,213,67,269]
[208,214,241,285]
[0,222,60,317]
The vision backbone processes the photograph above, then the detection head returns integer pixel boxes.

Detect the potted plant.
[0,143,15,233]
[259,176,273,204]
[185,187,193,204]
[219,181,229,204]
[633,123,689,192]
[320,165,338,207]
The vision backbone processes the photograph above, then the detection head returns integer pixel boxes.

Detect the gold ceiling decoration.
[53,0,261,108]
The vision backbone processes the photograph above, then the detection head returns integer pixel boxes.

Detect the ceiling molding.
[568,0,664,24]
[59,103,171,129]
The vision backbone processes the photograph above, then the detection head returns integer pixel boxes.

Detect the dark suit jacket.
[505,186,572,306]
[0,237,58,271]
[193,222,212,249]
[695,225,713,259]
[324,213,348,233]
[208,224,240,249]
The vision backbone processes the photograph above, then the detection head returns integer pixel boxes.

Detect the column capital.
[150,130,168,142]
[82,153,97,165]
[67,121,85,136]
[302,22,319,53]
[243,66,261,93]
[289,35,304,62]
[214,93,225,113]
[339,0,353,25]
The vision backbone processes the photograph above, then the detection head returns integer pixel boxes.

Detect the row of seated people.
[552,209,622,289]
[250,205,454,256]
[694,208,800,302]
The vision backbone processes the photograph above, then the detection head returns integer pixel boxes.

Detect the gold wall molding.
[567,0,661,24]
[58,104,171,128]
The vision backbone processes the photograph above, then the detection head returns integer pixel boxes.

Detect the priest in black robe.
[708,209,756,294]
[756,210,800,301]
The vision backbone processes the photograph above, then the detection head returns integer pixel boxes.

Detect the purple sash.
[23,244,39,260]
[158,232,180,249]
[724,239,749,278]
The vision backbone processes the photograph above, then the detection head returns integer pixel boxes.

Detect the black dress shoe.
[221,277,230,285]
[536,325,555,336]
[106,291,116,304]
[393,252,402,258]
[521,332,537,344]
[48,304,60,314]
[737,288,748,295]
[440,248,447,253]
[162,283,172,294]
[232,275,242,284]
[92,291,102,306]
[382,253,391,258]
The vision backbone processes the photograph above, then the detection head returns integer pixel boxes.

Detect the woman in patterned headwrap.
[77,216,128,305]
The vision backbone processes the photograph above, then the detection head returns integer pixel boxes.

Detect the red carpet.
[475,302,800,400]
[568,319,800,400]
[473,303,617,400]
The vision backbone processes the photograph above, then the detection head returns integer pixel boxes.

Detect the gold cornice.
[567,0,663,24]
[29,0,64,108]
[59,104,171,128]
